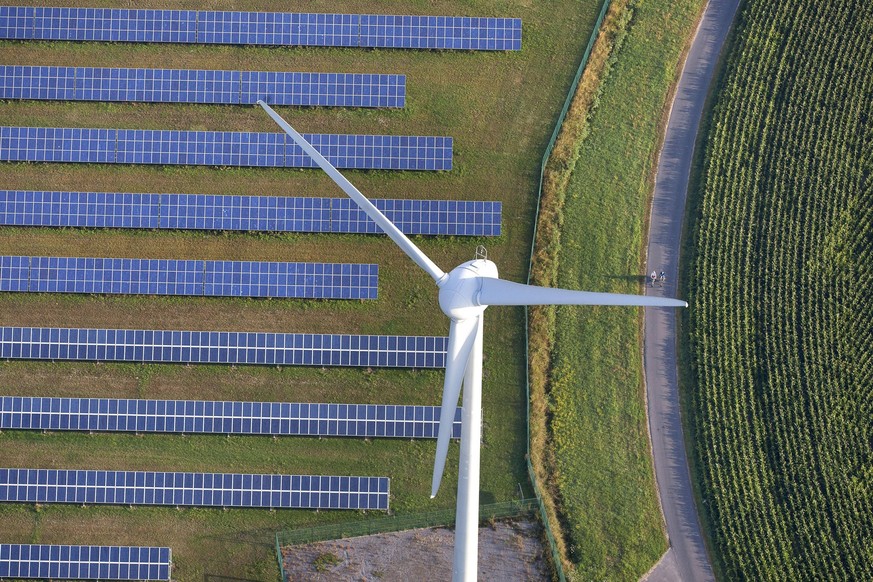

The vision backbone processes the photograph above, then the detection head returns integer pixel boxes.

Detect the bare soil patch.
[281,518,549,581]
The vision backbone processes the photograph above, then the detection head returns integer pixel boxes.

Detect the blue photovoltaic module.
[0,191,502,236]
[0,468,390,510]
[0,544,171,581]
[0,397,462,439]
[0,326,447,368]
[0,65,406,108]
[0,126,453,170]
[0,7,522,51]
[0,256,378,300]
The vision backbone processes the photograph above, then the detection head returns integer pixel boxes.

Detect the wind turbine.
[257,100,687,581]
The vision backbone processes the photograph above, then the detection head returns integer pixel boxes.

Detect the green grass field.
[683,0,872,578]
[0,1,605,579]
[528,0,703,579]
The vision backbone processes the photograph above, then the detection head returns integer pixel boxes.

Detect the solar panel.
[243,71,405,108]
[359,198,502,236]
[0,126,115,163]
[0,397,463,439]
[0,544,171,581]
[0,7,33,41]
[1,256,378,299]
[204,261,377,299]
[359,15,522,50]
[0,468,390,510]
[0,327,447,368]
[0,126,452,170]
[157,193,332,232]
[0,65,406,108]
[0,191,502,236]
[283,133,452,171]
[0,7,522,51]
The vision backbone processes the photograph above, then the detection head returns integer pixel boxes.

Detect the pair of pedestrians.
[650,270,666,287]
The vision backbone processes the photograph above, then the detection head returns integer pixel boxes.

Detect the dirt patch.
[281,518,549,581]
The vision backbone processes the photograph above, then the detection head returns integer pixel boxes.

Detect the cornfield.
[685,0,872,579]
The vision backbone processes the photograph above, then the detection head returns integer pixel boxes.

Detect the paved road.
[643,0,741,581]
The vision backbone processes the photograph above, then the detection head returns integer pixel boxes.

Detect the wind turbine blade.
[256,100,446,284]
[478,278,688,308]
[431,316,479,499]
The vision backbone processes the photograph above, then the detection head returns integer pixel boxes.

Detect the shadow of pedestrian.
[605,274,649,285]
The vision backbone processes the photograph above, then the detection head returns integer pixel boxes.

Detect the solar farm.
[0,1,604,579]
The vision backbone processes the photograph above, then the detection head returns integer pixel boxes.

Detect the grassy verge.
[528,0,633,571]
[0,1,605,579]
[528,0,703,579]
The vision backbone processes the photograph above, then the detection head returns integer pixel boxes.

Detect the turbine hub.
[438,259,498,320]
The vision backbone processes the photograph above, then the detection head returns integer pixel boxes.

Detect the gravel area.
[281,518,549,581]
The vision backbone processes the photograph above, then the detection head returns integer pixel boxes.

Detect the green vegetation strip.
[528,0,703,579]
[683,0,872,579]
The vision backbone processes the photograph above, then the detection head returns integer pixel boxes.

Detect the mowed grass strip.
[0,1,603,579]
[529,0,703,579]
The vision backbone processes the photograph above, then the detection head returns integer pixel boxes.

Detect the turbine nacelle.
[438,259,499,321]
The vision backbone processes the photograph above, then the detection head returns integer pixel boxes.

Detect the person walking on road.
[658,271,666,287]
[650,270,658,287]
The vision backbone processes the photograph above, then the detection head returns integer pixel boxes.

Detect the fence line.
[275,535,286,582]
[524,1,613,580]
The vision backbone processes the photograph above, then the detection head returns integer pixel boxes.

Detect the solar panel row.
[0,256,378,300]
[0,65,406,108]
[0,468,390,510]
[1,397,462,439]
[0,191,502,236]
[0,544,171,581]
[0,327,447,368]
[331,198,503,236]
[0,7,522,51]
[0,126,453,170]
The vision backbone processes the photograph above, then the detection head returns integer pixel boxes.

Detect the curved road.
[643,0,741,581]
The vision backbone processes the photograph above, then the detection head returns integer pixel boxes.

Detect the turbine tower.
[258,100,687,581]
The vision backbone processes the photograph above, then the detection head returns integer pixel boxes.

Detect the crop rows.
[685,0,872,579]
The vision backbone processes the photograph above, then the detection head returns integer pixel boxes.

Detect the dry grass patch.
[527,0,705,578]
[527,0,632,572]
